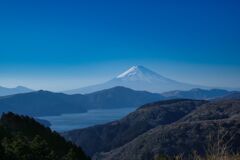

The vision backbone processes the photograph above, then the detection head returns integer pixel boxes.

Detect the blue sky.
[0,0,240,91]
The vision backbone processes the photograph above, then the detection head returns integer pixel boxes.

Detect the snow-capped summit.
[116,65,158,80]
[117,66,138,78]
[115,65,173,83]
[65,65,204,94]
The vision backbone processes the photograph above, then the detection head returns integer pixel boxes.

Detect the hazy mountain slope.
[65,65,203,94]
[0,86,164,116]
[0,86,33,96]
[214,92,240,101]
[63,99,207,156]
[0,112,89,160]
[83,86,164,109]
[0,90,87,116]
[96,100,240,160]
[162,88,231,100]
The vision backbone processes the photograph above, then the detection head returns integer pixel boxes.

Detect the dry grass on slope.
[155,125,240,160]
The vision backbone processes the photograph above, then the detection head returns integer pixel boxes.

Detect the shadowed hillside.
[62,99,240,160]
[0,112,90,160]
[94,100,240,160]
[63,99,207,156]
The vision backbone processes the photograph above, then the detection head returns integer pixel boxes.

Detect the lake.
[38,107,137,132]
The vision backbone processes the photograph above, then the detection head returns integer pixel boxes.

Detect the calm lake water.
[38,107,137,132]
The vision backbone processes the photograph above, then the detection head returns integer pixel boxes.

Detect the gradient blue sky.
[0,0,240,91]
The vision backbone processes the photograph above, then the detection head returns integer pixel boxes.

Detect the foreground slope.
[63,99,207,156]
[0,112,89,160]
[96,100,240,160]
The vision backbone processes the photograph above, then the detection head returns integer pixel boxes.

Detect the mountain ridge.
[162,88,232,100]
[0,85,33,96]
[0,86,164,116]
[0,86,236,117]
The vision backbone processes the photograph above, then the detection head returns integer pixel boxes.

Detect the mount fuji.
[65,65,205,94]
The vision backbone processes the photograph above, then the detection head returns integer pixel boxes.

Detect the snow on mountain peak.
[115,65,165,82]
[117,66,140,78]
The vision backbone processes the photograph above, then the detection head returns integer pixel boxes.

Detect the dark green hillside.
[0,112,90,160]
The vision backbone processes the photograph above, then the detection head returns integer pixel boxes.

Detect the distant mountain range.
[0,86,33,96]
[64,65,205,94]
[0,86,237,116]
[1,66,239,96]
[0,90,87,116]
[63,99,240,160]
[0,87,164,116]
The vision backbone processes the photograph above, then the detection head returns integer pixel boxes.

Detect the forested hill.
[0,112,90,160]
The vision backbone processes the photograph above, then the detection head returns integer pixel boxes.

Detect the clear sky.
[0,0,240,91]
